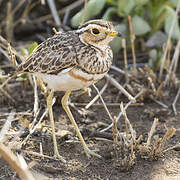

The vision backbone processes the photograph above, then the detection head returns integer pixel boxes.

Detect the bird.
[16,19,121,162]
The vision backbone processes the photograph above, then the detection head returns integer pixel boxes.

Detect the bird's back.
[17,30,113,76]
[17,31,79,74]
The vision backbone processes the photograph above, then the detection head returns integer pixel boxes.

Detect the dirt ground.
[0,71,180,180]
[0,1,180,179]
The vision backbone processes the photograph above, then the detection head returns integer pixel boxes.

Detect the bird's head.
[76,19,121,48]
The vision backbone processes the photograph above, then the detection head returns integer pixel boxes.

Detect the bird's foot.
[84,147,102,159]
[53,152,66,163]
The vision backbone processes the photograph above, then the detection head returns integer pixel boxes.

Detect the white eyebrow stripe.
[76,24,107,33]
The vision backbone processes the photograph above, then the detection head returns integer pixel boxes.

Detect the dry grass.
[0,0,180,179]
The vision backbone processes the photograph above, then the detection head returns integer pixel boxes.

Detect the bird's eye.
[92,28,100,35]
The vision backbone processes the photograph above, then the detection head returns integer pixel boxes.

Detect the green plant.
[104,0,179,39]
[71,0,106,27]
[70,0,180,68]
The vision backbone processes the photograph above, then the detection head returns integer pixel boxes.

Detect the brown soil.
[0,1,180,179]
[0,75,180,180]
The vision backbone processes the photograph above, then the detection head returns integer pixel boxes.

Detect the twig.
[47,0,61,30]
[41,0,45,5]
[33,76,39,118]
[165,38,180,85]
[75,102,144,107]
[162,143,180,153]
[21,97,55,146]
[1,0,25,27]
[85,81,108,109]
[120,102,136,142]
[122,38,129,82]
[39,143,43,158]
[62,8,70,25]
[22,150,55,160]
[6,2,13,41]
[0,143,35,180]
[146,118,159,147]
[116,89,143,122]
[101,89,145,132]
[21,108,49,146]
[172,39,180,75]
[112,116,118,146]
[30,0,84,25]
[8,127,25,149]
[151,99,168,109]
[21,111,46,145]
[129,140,135,167]
[166,39,171,74]
[0,73,19,96]
[105,74,135,101]
[82,128,113,140]
[13,2,39,28]
[128,16,137,75]
[0,35,24,61]
[0,47,12,61]
[81,0,87,25]
[110,65,131,77]
[150,137,161,157]
[155,82,163,98]
[8,43,18,66]
[52,27,59,35]
[93,84,113,121]
[0,87,16,103]
[0,111,15,142]
[159,0,180,80]
[156,127,176,155]
[147,76,156,93]
[172,87,180,115]
[0,111,32,117]
[30,108,41,133]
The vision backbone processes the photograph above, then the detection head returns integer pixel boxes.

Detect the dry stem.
[30,0,84,25]
[112,116,118,147]
[0,143,35,180]
[122,38,129,82]
[101,89,145,132]
[81,0,87,25]
[120,102,136,142]
[172,87,180,115]
[159,0,180,80]
[146,118,159,147]
[105,74,135,101]
[165,38,180,85]
[93,84,113,121]
[47,0,61,28]
[86,81,108,109]
[155,127,176,156]
[0,111,15,142]
[128,16,137,75]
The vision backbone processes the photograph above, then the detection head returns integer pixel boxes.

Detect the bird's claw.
[53,153,66,163]
[84,147,102,159]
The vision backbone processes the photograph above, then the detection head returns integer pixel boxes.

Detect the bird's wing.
[17,32,78,74]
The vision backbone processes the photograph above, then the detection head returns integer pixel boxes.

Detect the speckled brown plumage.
[16,19,121,161]
[17,19,117,76]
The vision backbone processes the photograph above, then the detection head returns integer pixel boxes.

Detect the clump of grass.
[111,105,177,170]
[137,118,176,160]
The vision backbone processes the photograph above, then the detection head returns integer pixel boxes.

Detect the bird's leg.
[47,90,66,162]
[37,77,48,96]
[83,87,92,97]
[74,87,92,98]
[61,90,101,159]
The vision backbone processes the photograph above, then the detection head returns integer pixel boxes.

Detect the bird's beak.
[108,31,121,37]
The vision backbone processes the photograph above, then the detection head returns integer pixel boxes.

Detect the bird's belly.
[34,69,106,92]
